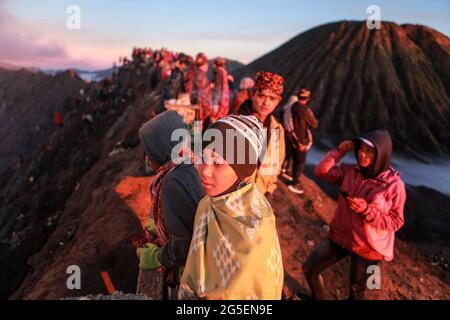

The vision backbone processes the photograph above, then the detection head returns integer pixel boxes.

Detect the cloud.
[0,2,67,62]
[0,0,104,70]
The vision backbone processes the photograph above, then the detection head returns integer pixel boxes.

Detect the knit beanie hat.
[203,115,264,180]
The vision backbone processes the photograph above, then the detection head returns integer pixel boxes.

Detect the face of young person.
[199,63,209,73]
[298,96,310,107]
[145,155,160,172]
[196,148,239,197]
[252,90,281,121]
[357,143,376,168]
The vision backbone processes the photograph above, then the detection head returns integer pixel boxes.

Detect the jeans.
[285,137,307,184]
[303,239,380,300]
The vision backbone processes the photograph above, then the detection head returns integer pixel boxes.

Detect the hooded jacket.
[315,130,406,261]
[139,111,205,268]
[353,130,392,179]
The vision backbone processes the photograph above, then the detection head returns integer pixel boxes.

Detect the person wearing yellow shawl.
[178,115,284,300]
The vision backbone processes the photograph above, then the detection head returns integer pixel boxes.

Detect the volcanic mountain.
[235,21,450,157]
[0,23,449,300]
[0,68,85,184]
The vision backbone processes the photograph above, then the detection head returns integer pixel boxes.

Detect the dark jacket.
[291,103,318,145]
[159,164,205,268]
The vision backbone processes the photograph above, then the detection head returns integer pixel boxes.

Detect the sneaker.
[281,172,293,182]
[288,183,304,194]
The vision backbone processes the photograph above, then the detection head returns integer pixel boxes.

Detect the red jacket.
[315,149,406,261]
[212,66,229,119]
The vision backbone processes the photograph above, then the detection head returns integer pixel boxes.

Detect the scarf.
[149,160,178,246]
[179,183,283,300]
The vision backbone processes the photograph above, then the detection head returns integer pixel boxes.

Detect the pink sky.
[1,0,448,71]
[0,0,124,70]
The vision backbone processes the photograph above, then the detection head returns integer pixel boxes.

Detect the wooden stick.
[100,271,116,295]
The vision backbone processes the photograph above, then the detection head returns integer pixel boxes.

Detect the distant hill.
[41,68,113,82]
[235,21,450,156]
[0,61,37,72]
[0,68,85,182]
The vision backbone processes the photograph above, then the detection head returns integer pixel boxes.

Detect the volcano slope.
[235,21,450,157]
[0,62,162,298]
[6,86,448,300]
[0,68,85,185]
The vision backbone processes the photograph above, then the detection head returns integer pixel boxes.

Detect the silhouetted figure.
[211,57,230,120]
[54,112,63,128]
[283,88,318,194]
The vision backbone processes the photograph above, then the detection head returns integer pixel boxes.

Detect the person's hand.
[338,140,354,155]
[347,196,368,213]
[138,243,162,270]
[145,218,158,238]
[298,144,308,152]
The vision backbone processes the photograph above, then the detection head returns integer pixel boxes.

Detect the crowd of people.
[134,52,406,300]
[126,48,239,122]
[65,46,406,300]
